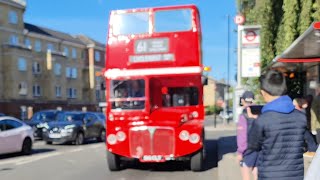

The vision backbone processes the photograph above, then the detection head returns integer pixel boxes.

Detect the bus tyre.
[107,151,121,171]
[190,148,204,172]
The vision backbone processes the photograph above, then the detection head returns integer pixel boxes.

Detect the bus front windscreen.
[110,79,146,110]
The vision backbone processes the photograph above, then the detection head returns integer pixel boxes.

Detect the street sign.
[239,26,261,78]
[234,14,245,25]
[242,29,260,46]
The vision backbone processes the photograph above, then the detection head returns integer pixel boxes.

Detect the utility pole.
[223,14,231,124]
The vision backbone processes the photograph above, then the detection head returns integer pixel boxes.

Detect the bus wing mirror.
[202,76,208,86]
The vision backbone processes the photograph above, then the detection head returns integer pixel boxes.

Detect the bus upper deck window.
[112,12,149,35]
[154,9,192,33]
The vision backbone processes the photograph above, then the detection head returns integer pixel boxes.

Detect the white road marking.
[15,152,62,166]
[69,148,83,153]
[0,143,104,167]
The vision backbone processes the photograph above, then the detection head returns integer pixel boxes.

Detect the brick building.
[0,0,106,119]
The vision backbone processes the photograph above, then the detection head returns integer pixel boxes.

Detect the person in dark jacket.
[248,70,308,180]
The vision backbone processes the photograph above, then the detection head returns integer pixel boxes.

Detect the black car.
[26,110,60,139]
[42,111,106,145]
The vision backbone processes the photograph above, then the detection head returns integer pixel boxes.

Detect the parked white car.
[0,116,34,155]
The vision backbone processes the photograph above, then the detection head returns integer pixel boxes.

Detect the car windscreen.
[96,113,106,120]
[31,111,56,121]
[57,113,85,122]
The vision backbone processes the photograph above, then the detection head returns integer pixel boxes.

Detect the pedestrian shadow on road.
[0,148,55,160]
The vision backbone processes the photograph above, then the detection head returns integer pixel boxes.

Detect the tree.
[257,0,276,68]
[299,0,313,35]
[275,0,300,55]
[313,0,320,21]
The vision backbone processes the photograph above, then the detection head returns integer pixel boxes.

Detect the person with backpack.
[237,91,258,180]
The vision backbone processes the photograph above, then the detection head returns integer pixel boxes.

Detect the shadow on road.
[217,136,237,161]
[0,148,56,160]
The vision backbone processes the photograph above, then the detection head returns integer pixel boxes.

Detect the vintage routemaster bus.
[104,5,206,171]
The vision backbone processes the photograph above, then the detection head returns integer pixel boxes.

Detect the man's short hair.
[259,70,287,96]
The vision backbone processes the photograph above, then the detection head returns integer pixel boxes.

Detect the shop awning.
[270,22,320,71]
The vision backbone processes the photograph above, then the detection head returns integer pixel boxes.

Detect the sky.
[24,0,238,84]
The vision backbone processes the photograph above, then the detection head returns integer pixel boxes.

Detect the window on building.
[67,88,77,98]
[18,57,27,71]
[32,85,41,96]
[32,62,41,74]
[71,68,77,78]
[24,38,31,48]
[96,90,101,101]
[54,63,61,76]
[8,10,18,24]
[47,43,54,52]
[18,82,27,95]
[63,46,69,57]
[55,86,61,97]
[81,50,85,59]
[72,48,77,59]
[95,51,100,62]
[35,40,42,52]
[66,67,72,78]
[9,34,19,45]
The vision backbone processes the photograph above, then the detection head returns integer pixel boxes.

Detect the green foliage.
[257,0,276,68]
[205,106,223,115]
[313,0,320,21]
[275,0,300,55]
[235,0,316,97]
[299,0,313,35]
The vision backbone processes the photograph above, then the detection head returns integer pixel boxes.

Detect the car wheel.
[21,138,32,155]
[98,129,106,142]
[107,151,121,171]
[75,132,84,145]
[46,141,52,145]
[190,148,204,172]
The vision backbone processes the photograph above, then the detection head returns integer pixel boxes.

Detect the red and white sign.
[240,26,261,77]
[242,29,260,46]
[234,15,245,25]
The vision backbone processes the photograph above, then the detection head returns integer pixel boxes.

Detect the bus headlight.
[116,131,126,142]
[189,133,200,144]
[107,134,117,145]
[179,130,189,141]
[109,114,114,121]
[192,111,199,118]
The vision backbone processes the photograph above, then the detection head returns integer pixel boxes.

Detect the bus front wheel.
[190,148,204,171]
[107,151,121,171]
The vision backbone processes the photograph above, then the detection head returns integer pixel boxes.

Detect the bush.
[205,106,223,115]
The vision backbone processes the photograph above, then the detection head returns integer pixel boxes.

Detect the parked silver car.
[0,116,34,155]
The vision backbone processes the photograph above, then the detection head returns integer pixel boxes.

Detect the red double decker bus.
[104,5,206,171]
